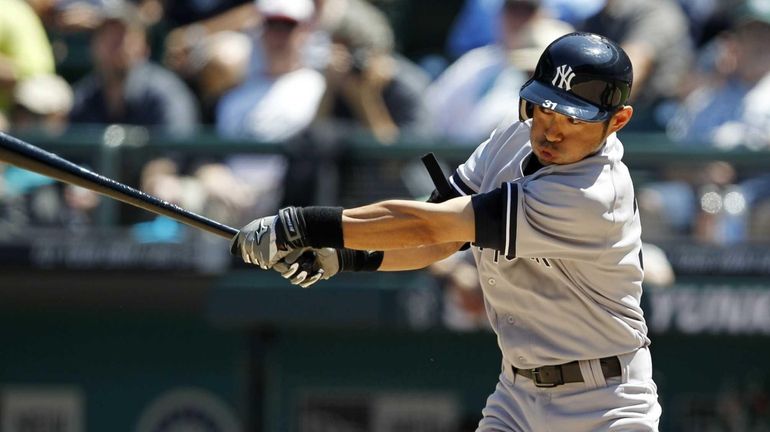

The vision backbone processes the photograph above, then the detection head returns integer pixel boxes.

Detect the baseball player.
[232,32,662,431]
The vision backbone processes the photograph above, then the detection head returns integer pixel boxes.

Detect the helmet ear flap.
[519,99,534,121]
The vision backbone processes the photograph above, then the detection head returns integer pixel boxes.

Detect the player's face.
[529,105,633,165]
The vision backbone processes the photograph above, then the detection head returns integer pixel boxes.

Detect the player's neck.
[523,154,545,175]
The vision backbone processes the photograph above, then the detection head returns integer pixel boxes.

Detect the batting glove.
[274,247,341,288]
[230,216,291,269]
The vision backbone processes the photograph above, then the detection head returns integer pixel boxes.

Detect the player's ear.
[519,99,534,121]
[608,106,633,134]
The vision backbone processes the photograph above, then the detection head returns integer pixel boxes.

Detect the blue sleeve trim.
[503,183,518,258]
[450,170,477,195]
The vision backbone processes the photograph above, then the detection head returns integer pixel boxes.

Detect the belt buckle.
[531,367,562,388]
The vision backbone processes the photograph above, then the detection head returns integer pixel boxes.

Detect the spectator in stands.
[211,0,326,220]
[188,31,253,124]
[445,0,604,59]
[0,0,55,122]
[0,161,99,236]
[304,0,395,72]
[162,0,258,86]
[676,0,735,48]
[163,0,394,124]
[159,0,253,28]
[216,0,325,141]
[315,0,431,144]
[429,249,489,331]
[425,0,573,144]
[653,0,770,244]
[445,0,505,59]
[541,0,609,25]
[68,1,199,135]
[580,0,694,128]
[132,158,197,243]
[10,74,73,135]
[0,163,29,240]
[26,0,165,32]
[667,1,770,149]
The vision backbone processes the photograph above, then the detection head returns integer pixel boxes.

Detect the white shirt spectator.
[425,45,527,144]
[216,68,325,141]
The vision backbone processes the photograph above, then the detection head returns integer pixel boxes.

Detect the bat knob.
[297,250,318,273]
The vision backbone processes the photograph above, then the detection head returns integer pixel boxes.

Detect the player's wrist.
[276,206,345,249]
[337,249,384,272]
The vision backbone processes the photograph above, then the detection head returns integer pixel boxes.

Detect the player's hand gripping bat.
[275,152,456,285]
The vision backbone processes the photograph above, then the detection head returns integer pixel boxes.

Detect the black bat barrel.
[0,132,238,239]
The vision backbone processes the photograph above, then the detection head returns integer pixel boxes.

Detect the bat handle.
[421,152,453,197]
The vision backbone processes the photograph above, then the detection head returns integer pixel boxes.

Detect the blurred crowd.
[1,0,770,327]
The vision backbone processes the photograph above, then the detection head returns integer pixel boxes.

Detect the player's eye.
[568,117,583,125]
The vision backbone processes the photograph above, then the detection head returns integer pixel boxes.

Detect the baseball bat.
[0,132,238,239]
[421,152,453,197]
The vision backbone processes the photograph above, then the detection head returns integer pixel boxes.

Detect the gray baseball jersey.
[450,119,649,369]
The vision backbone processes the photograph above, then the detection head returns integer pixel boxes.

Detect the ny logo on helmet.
[552,65,575,91]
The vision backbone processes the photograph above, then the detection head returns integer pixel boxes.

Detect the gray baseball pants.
[477,347,661,431]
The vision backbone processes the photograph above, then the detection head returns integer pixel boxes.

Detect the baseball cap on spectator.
[256,0,315,23]
[95,0,145,29]
[14,74,74,116]
[328,0,395,53]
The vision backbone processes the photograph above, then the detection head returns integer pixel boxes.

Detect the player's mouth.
[533,141,556,162]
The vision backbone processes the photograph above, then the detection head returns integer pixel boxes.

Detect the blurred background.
[1,0,770,430]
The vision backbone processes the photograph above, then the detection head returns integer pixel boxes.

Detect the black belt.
[513,356,621,388]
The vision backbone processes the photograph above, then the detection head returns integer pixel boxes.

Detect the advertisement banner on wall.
[0,387,83,432]
[134,387,241,432]
[298,391,459,432]
[646,282,770,335]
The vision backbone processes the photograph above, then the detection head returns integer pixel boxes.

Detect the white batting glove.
[274,248,341,288]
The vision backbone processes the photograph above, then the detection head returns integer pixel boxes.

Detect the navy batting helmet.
[519,32,633,122]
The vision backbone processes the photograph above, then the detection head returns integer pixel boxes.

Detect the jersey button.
[507,315,515,324]
[488,278,496,285]
[517,356,526,363]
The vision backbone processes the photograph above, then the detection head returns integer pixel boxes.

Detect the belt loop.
[578,361,595,389]
[578,359,605,389]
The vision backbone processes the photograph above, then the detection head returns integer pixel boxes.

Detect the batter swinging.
[232,32,662,431]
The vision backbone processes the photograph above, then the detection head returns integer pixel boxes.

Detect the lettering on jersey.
[552,65,575,91]
[488,253,552,269]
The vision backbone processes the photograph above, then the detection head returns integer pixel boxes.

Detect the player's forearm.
[341,196,475,251]
[379,242,466,271]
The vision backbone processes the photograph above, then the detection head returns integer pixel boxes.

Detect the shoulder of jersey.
[490,119,530,141]
[486,119,532,153]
